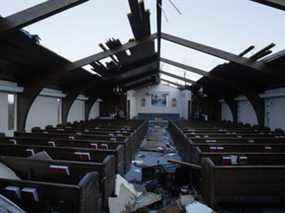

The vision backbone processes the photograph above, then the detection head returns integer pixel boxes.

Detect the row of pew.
[0,119,148,213]
[169,120,285,209]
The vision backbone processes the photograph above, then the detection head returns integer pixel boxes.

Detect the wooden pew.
[1,137,125,175]
[169,120,285,162]
[201,157,285,209]
[15,131,128,142]
[187,133,284,139]
[0,156,101,213]
[37,128,133,137]
[53,119,148,154]
[183,129,272,133]
[190,137,285,144]
[14,120,148,172]
[0,144,115,207]
[6,136,132,173]
[170,120,285,209]
[193,147,285,164]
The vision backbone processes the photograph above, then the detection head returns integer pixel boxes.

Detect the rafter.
[123,75,157,87]
[250,0,285,11]
[114,62,157,81]
[125,78,158,91]
[0,0,89,35]
[160,57,209,76]
[160,70,196,84]
[249,43,275,61]
[156,0,162,63]
[238,45,255,57]
[161,78,185,87]
[66,34,157,71]
[160,33,266,71]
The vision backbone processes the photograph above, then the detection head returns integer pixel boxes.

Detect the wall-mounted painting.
[171,98,177,108]
[141,98,146,107]
[151,92,168,107]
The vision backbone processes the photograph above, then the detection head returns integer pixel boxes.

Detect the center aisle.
[108,119,217,212]
[125,119,182,183]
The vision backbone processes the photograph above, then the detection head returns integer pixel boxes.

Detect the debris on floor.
[185,201,216,213]
[109,175,162,213]
[134,192,162,211]
[0,194,26,213]
[122,119,213,212]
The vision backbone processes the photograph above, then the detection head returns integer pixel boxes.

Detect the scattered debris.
[0,163,21,180]
[0,194,26,213]
[158,203,181,213]
[109,175,141,213]
[179,194,195,207]
[134,192,162,211]
[138,154,146,158]
[28,151,53,161]
[132,160,146,168]
[109,175,162,213]
[122,119,212,212]
[185,201,215,213]
[168,159,202,170]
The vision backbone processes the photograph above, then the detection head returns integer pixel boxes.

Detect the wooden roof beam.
[160,57,209,76]
[238,45,255,57]
[160,32,266,71]
[156,0,162,61]
[125,78,158,91]
[123,75,157,87]
[161,78,184,87]
[99,43,119,65]
[115,61,157,81]
[250,0,285,11]
[15,34,156,131]
[0,0,89,35]
[160,70,196,84]
[66,34,157,71]
[249,43,275,61]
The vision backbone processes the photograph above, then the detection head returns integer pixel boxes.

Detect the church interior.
[0,0,285,212]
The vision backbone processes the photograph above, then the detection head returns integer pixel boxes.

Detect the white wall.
[220,88,285,130]
[127,90,137,119]
[221,96,259,126]
[0,93,8,133]
[237,98,258,125]
[127,84,191,119]
[0,93,11,135]
[180,90,191,119]
[0,81,21,136]
[220,101,233,122]
[89,100,100,119]
[26,96,61,131]
[68,99,85,122]
[263,88,285,130]
[26,89,64,131]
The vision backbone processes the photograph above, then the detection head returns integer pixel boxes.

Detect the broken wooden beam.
[167,160,202,170]
[249,43,275,61]
[160,57,209,76]
[160,70,196,84]
[66,34,157,71]
[238,45,255,57]
[0,0,90,35]
[160,33,266,71]
[161,78,185,88]
[250,0,285,11]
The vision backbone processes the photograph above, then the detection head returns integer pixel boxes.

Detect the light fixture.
[113,85,123,94]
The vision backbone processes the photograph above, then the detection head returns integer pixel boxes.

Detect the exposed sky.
[1,0,285,86]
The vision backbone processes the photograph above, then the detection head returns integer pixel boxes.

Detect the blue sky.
[1,0,285,86]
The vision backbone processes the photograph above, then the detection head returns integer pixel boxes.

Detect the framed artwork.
[171,98,177,107]
[141,98,146,107]
[151,92,168,107]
